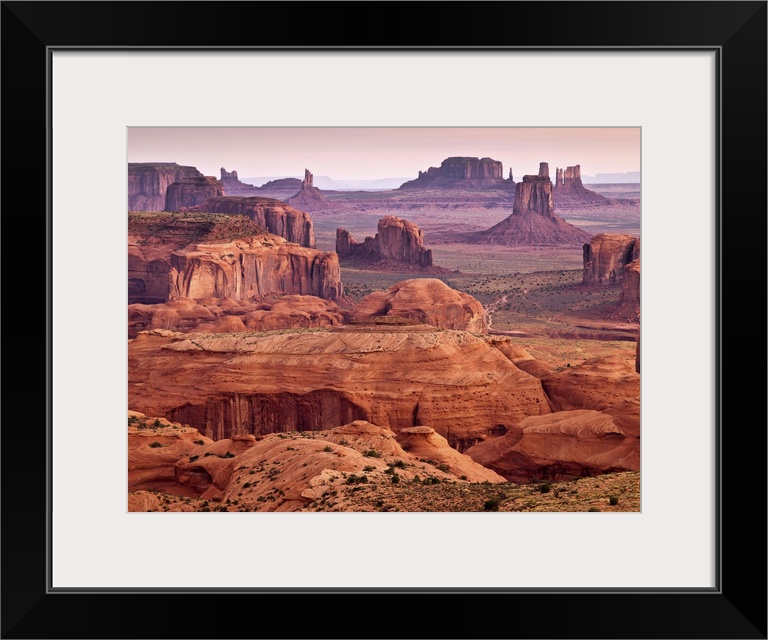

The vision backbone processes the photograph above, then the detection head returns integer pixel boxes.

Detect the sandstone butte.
[353,278,487,333]
[465,398,639,483]
[128,162,203,212]
[399,156,514,189]
[553,164,611,208]
[128,325,552,451]
[128,212,342,305]
[582,233,640,285]
[128,417,505,512]
[219,167,304,200]
[468,162,592,246]
[336,215,434,268]
[165,176,224,212]
[128,295,345,339]
[184,195,316,248]
[287,168,334,214]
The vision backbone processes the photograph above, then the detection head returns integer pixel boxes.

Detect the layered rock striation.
[128,325,552,450]
[128,162,202,211]
[582,233,640,285]
[165,176,224,211]
[185,196,316,248]
[468,162,592,246]
[466,398,639,482]
[354,278,487,333]
[128,212,342,305]
[336,216,433,268]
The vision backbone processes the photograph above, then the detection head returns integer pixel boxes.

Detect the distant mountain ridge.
[243,176,412,191]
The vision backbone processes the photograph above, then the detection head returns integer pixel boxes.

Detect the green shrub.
[221,451,235,458]
[153,419,163,428]
[323,445,333,452]
[588,507,601,512]
[484,498,501,511]
[363,465,375,472]
[149,442,163,448]
[390,473,400,484]
[387,460,407,469]
[363,449,382,458]
[188,455,199,462]
[609,495,619,506]
[193,440,204,445]
[539,483,551,494]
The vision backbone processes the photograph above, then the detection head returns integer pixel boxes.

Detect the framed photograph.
[3,2,765,638]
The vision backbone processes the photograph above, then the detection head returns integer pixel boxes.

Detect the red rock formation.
[610,259,640,322]
[541,355,639,412]
[287,168,334,213]
[582,233,640,285]
[554,164,611,208]
[128,212,342,304]
[128,326,551,450]
[354,278,487,333]
[336,216,433,267]
[399,157,508,188]
[169,238,342,301]
[218,167,261,195]
[165,176,224,211]
[468,163,592,246]
[185,196,316,248]
[128,163,202,211]
[465,398,639,482]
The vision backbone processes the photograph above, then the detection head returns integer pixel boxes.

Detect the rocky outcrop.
[541,355,639,412]
[128,295,345,339]
[467,163,592,246]
[165,176,224,211]
[354,278,487,333]
[465,398,639,482]
[128,163,202,211]
[218,167,260,194]
[169,238,342,301]
[399,157,508,189]
[185,196,316,248]
[336,216,433,267]
[128,212,342,304]
[287,169,334,213]
[128,326,552,450]
[610,259,640,322]
[582,233,640,285]
[554,164,611,208]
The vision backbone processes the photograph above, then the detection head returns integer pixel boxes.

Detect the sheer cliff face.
[168,239,342,301]
[128,327,551,449]
[165,177,224,211]
[128,163,203,211]
[582,234,640,285]
[336,216,432,267]
[128,213,341,304]
[185,197,316,248]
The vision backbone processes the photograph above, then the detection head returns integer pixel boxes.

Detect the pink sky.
[128,127,640,180]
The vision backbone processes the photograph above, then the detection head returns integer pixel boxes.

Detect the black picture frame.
[2,2,765,638]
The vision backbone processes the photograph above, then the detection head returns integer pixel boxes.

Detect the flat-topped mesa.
[128,212,342,304]
[399,156,508,189]
[582,233,640,285]
[128,163,203,211]
[336,216,433,268]
[165,176,224,212]
[184,196,316,248]
[287,168,333,213]
[220,167,238,181]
